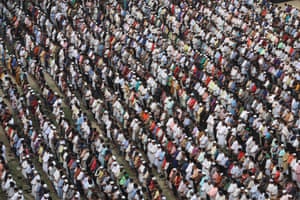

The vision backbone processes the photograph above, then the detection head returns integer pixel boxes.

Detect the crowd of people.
[0,96,34,199]
[0,0,300,199]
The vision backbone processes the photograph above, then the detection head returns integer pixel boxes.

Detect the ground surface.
[277,0,300,9]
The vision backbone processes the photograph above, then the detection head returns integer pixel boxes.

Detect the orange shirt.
[287,155,295,164]
[247,39,252,48]
[149,121,156,132]
[173,175,181,188]
[273,170,280,183]
[0,163,4,178]
[141,111,149,122]
[261,9,267,17]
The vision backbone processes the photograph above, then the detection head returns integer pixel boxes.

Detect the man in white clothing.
[147,140,157,167]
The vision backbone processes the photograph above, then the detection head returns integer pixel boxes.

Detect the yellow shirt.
[38,146,44,163]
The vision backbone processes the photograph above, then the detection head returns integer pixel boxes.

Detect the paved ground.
[276,0,300,9]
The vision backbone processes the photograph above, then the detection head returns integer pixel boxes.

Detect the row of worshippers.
[7,0,300,198]
[0,102,24,200]
[1,0,300,200]
[0,93,45,200]
[0,5,163,199]
[2,68,155,200]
